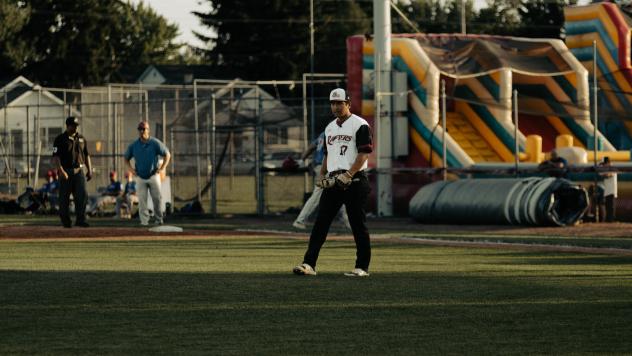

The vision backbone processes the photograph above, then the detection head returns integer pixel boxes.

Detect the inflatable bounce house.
[346,2,632,218]
[565,2,632,149]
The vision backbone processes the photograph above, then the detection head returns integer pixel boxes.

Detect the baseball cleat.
[292,221,307,229]
[293,263,316,276]
[344,268,370,277]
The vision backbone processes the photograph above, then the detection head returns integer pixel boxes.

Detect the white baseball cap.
[329,88,350,102]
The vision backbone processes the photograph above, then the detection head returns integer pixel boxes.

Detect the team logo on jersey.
[327,134,352,145]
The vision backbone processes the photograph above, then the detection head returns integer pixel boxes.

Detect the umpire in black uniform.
[52,116,93,228]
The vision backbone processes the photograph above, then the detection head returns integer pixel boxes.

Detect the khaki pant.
[136,174,162,225]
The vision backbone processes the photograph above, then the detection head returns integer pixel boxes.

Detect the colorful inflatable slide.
[347,34,614,169]
[565,2,632,149]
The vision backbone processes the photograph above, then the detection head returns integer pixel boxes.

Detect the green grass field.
[2,235,632,355]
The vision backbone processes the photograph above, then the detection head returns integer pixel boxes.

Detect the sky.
[134,0,594,48]
[131,0,211,48]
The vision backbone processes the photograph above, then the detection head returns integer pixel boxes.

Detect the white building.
[0,76,79,176]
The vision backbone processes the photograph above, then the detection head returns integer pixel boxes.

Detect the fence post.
[513,89,519,178]
[144,91,149,123]
[34,87,41,188]
[194,96,201,203]
[3,90,7,144]
[205,111,211,202]
[113,102,118,174]
[162,100,167,146]
[193,81,201,203]
[441,79,447,181]
[211,94,217,216]
[255,87,264,214]
[302,74,310,194]
[26,105,30,187]
[107,85,112,174]
[3,90,7,186]
[170,126,175,197]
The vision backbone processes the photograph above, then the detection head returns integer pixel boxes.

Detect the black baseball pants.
[303,173,371,271]
[59,170,88,226]
[605,194,616,222]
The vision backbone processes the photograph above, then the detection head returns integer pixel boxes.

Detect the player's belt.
[328,170,366,178]
[63,164,84,174]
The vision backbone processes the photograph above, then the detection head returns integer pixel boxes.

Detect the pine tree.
[193,0,370,80]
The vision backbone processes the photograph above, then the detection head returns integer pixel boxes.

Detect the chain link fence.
[0,77,346,215]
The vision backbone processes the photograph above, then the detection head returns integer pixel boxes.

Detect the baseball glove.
[316,176,337,189]
[335,171,353,188]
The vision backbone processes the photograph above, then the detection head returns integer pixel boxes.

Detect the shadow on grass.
[510,255,632,266]
[1,270,632,355]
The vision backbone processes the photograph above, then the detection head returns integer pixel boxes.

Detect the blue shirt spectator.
[313,132,325,166]
[124,137,169,179]
[38,180,59,195]
[38,170,59,195]
[124,180,136,195]
[105,181,123,195]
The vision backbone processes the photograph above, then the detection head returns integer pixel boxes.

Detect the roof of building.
[137,65,214,85]
[0,76,68,109]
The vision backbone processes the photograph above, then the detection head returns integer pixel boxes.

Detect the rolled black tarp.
[409,177,588,226]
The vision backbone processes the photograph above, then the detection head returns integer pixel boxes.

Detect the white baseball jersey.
[324,114,373,173]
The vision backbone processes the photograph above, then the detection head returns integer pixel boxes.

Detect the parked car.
[262,150,305,175]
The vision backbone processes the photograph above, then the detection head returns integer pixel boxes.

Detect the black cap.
[65,116,79,126]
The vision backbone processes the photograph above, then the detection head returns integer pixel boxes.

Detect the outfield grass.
[1,237,632,355]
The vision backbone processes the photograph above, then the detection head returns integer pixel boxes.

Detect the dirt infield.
[1,217,631,257]
[1,216,632,239]
[0,226,287,240]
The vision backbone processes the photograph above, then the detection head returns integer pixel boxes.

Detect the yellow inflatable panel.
[455,101,513,162]
[445,112,496,162]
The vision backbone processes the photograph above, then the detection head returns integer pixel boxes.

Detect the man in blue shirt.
[124,121,171,225]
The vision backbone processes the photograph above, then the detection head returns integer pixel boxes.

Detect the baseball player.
[293,88,373,277]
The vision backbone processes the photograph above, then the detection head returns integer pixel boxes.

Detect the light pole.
[461,0,466,34]
[592,40,599,222]
[441,80,447,180]
[310,0,315,141]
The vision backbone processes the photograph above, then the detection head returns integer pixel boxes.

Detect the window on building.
[40,127,62,151]
[11,129,23,156]
[265,127,288,145]
[48,128,62,147]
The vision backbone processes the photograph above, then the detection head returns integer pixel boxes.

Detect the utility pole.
[310,0,315,141]
[461,0,466,34]
[374,0,393,216]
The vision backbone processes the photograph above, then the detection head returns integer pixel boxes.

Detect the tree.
[472,0,521,36]
[0,1,33,74]
[0,0,182,87]
[390,0,476,34]
[193,0,370,80]
[515,0,577,39]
